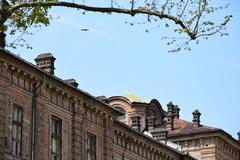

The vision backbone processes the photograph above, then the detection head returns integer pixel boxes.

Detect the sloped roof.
[164,118,220,137]
[163,118,240,147]
[0,49,123,117]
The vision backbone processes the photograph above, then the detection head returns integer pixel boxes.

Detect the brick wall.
[169,135,240,160]
[0,86,7,157]
[0,50,195,160]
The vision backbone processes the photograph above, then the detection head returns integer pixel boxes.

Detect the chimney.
[64,79,79,88]
[131,115,141,132]
[173,105,180,119]
[34,53,56,75]
[192,109,201,127]
[151,128,168,142]
[238,131,240,142]
[166,102,174,131]
[147,116,156,131]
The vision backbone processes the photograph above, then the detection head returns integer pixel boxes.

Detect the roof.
[115,120,197,160]
[166,118,220,137]
[107,96,132,105]
[64,79,79,87]
[164,118,240,148]
[35,53,55,60]
[0,49,196,160]
[151,127,168,133]
[0,49,123,117]
[124,91,150,103]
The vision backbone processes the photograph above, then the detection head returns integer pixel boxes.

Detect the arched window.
[114,106,127,124]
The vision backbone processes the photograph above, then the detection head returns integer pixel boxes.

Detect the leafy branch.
[0,0,233,52]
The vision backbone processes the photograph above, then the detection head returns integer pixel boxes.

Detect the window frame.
[11,104,23,157]
[86,132,96,160]
[51,116,62,160]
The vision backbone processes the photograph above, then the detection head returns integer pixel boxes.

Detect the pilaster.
[103,115,114,160]
[71,100,83,160]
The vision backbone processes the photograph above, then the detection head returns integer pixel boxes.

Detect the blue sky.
[6,0,240,138]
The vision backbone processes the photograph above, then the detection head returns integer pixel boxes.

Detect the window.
[51,117,61,160]
[131,116,141,125]
[12,105,22,156]
[87,133,96,160]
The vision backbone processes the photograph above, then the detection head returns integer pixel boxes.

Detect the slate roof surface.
[162,118,240,146]
[164,118,220,137]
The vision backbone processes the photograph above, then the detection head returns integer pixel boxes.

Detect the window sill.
[4,153,23,160]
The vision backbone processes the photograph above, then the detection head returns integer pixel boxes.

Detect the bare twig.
[179,0,189,19]
[193,0,207,35]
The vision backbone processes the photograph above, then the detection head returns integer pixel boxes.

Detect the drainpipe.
[31,81,43,160]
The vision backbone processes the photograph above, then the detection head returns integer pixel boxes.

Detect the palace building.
[0,49,195,160]
[106,94,240,160]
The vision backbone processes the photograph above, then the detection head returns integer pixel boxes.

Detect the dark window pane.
[52,119,61,135]
[52,154,59,160]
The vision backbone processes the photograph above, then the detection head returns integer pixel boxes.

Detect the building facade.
[0,49,194,160]
[107,95,240,160]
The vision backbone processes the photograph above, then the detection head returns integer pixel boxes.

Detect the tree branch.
[179,0,189,19]
[8,1,196,39]
[193,0,207,35]
[196,25,224,38]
